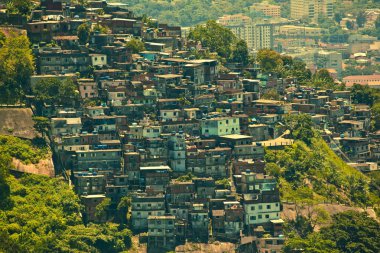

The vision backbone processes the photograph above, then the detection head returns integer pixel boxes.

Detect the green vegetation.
[92,23,109,34]
[0,153,11,209]
[261,89,280,100]
[188,20,244,60]
[125,38,146,53]
[0,135,48,164]
[77,23,91,45]
[176,172,197,182]
[311,69,338,90]
[5,0,33,16]
[256,49,284,73]
[265,114,375,207]
[350,84,380,107]
[32,116,50,137]
[256,49,312,85]
[361,15,380,39]
[230,40,249,66]
[350,84,380,130]
[33,78,80,108]
[0,34,35,104]
[284,114,315,145]
[118,0,259,26]
[284,211,380,253]
[0,172,132,252]
[342,64,380,78]
[215,178,230,189]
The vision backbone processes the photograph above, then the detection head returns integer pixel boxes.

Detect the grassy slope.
[267,137,377,207]
[0,174,132,252]
[0,135,49,164]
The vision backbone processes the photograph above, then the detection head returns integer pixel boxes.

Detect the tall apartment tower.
[168,133,186,172]
[290,0,334,22]
[218,15,274,52]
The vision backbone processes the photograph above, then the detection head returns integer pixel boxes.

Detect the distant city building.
[218,15,274,52]
[316,51,343,77]
[290,0,334,22]
[343,74,380,88]
[250,2,281,17]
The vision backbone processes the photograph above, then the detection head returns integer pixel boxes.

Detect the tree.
[284,233,339,253]
[256,49,283,73]
[117,196,131,225]
[284,114,315,145]
[312,69,335,89]
[0,153,11,208]
[215,178,230,189]
[356,11,366,28]
[95,198,111,221]
[230,39,249,66]
[0,31,6,47]
[0,34,34,103]
[92,23,109,34]
[33,78,79,107]
[176,172,196,182]
[372,102,380,131]
[32,116,50,137]
[265,163,282,178]
[346,20,354,30]
[320,211,380,253]
[188,20,237,59]
[0,173,133,252]
[6,0,33,15]
[72,0,89,6]
[125,38,145,53]
[77,23,91,45]
[334,13,343,24]
[284,211,379,253]
[350,84,379,106]
[261,89,280,100]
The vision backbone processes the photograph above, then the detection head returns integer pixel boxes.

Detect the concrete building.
[131,194,166,231]
[148,216,176,250]
[242,192,281,228]
[229,23,274,52]
[168,133,187,172]
[290,0,334,22]
[316,51,343,77]
[218,15,274,52]
[250,2,281,17]
[278,25,326,37]
[73,172,106,195]
[189,203,210,241]
[343,74,380,88]
[201,117,240,137]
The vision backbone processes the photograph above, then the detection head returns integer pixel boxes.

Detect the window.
[265,214,269,219]
[250,206,255,211]
[258,215,262,219]
[250,216,256,220]
[267,204,271,209]
[259,205,262,210]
